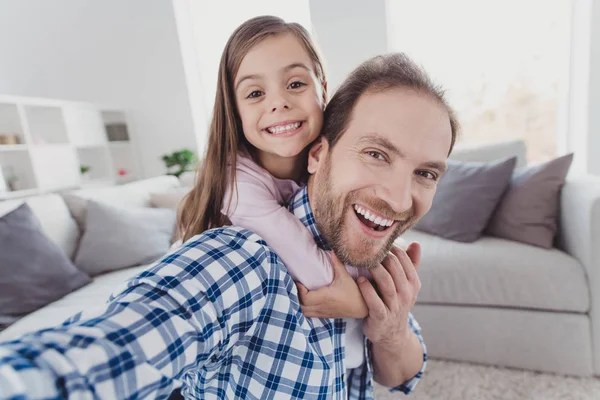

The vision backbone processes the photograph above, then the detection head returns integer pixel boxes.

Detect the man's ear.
[307,137,329,174]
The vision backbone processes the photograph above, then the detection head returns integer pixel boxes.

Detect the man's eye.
[246,90,263,99]
[367,151,386,161]
[417,170,438,180]
[288,81,306,89]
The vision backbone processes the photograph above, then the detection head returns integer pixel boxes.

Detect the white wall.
[309,0,389,92]
[0,0,196,178]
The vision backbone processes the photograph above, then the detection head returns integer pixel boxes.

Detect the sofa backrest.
[450,139,528,168]
[0,175,181,261]
[62,175,181,230]
[0,194,79,259]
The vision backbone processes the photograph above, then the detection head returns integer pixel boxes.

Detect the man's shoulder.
[150,226,282,283]
[170,226,274,266]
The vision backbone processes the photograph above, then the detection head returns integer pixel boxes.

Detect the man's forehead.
[341,89,452,163]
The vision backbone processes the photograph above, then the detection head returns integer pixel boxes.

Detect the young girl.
[177,15,371,368]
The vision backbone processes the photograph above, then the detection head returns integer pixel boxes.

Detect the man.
[0,53,456,399]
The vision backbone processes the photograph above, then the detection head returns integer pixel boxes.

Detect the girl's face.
[234,33,324,160]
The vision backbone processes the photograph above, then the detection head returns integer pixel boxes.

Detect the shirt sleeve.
[0,242,270,399]
[225,170,337,291]
[388,312,428,395]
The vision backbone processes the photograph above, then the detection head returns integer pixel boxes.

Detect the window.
[388,0,572,162]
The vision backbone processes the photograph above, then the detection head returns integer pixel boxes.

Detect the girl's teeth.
[268,122,301,134]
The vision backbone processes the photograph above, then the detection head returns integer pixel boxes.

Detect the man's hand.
[297,253,369,319]
[358,242,425,387]
[359,243,421,343]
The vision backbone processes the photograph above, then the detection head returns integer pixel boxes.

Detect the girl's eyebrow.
[235,63,311,90]
[283,62,310,73]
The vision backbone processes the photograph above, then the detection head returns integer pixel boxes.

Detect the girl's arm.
[226,171,368,318]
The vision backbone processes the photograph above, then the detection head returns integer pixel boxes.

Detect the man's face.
[308,89,452,269]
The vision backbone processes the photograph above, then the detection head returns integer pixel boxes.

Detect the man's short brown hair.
[322,53,459,155]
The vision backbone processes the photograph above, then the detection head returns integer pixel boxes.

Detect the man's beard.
[312,156,417,269]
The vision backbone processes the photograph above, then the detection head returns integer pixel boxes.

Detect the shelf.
[109,143,137,183]
[0,103,25,145]
[0,152,37,192]
[77,147,112,181]
[24,105,69,145]
[76,143,105,149]
[80,178,114,189]
[108,141,131,147]
[103,111,129,142]
[0,144,28,152]
[0,188,41,200]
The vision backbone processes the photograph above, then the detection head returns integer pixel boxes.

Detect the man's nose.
[377,175,413,214]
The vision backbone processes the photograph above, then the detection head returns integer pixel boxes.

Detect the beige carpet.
[373,359,600,400]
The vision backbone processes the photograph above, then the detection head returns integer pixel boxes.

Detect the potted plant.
[161,149,197,178]
[80,165,92,181]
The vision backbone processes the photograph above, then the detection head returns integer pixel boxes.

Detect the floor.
[373,359,600,400]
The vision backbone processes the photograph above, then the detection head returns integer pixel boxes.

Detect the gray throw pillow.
[74,200,176,276]
[486,153,574,248]
[0,204,91,329]
[414,157,517,242]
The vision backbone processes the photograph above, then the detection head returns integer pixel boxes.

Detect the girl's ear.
[307,137,329,174]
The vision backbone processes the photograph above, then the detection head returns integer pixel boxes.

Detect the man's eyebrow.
[358,133,447,173]
[423,161,448,174]
[358,134,403,157]
[235,63,311,91]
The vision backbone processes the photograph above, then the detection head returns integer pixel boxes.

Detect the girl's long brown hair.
[177,16,327,243]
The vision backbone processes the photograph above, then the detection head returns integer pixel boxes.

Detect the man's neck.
[258,150,308,183]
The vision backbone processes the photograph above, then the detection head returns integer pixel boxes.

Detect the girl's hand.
[296,253,369,319]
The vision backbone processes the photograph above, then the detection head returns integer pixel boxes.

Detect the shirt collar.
[288,186,331,251]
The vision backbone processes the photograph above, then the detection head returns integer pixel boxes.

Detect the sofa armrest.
[557,173,600,372]
[558,174,600,275]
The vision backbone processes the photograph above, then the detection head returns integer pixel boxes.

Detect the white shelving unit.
[0,95,138,200]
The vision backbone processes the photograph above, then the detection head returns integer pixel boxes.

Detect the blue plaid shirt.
[0,186,425,399]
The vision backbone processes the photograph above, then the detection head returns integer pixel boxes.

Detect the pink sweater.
[223,154,367,291]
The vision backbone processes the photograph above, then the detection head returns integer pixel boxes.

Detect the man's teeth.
[353,204,394,227]
[266,122,301,134]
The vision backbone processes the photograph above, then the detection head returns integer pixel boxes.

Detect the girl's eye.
[246,90,263,99]
[417,170,438,181]
[288,81,306,89]
[367,151,386,161]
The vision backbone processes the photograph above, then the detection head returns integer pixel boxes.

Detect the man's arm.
[0,283,219,398]
[358,243,427,393]
[370,313,427,390]
[0,237,268,398]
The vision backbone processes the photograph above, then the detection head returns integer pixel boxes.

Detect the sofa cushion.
[0,204,91,330]
[486,153,574,248]
[0,193,79,259]
[150,187,191,211]
[414,157,517,242]
[63,175,180,230]
[0,265,148,342]
[404,230,589,313]
[74,201,176,276]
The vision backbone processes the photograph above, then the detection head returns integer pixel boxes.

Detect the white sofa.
[407,139,600,377]
[0,140,598,378]
[0,175,182,342]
